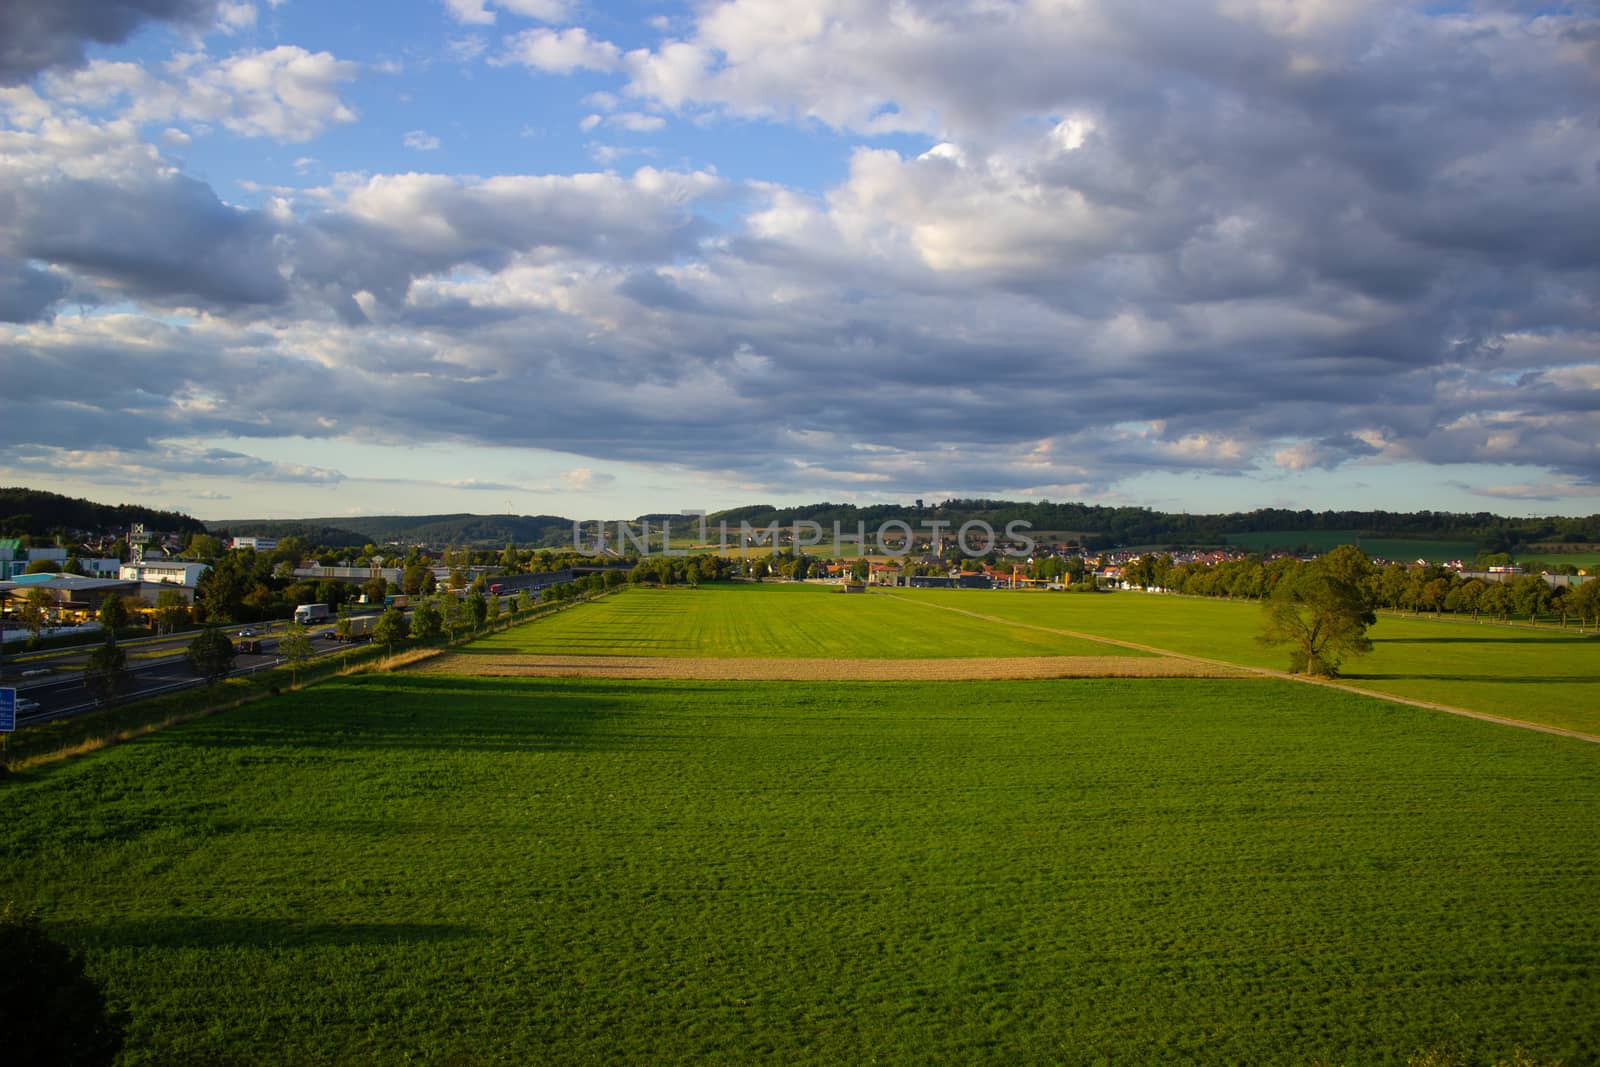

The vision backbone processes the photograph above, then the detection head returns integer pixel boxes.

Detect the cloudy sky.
[2,0,1597,522]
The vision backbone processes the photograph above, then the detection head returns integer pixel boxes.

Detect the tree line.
[1122,552,1600,629]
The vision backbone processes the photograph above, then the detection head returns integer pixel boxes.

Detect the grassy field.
[1516,551,1600,571]
[2,673,1596,1065]
[463,583,1141,659]
[1218,530,1479,562]
[898,590,1600,736]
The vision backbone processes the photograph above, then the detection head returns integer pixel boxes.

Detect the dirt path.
[883,594,1600,745]
[414,652,1250,681]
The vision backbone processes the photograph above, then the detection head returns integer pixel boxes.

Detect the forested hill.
[206,513,576,548]
[4,485,1597,552]
[0,487,206,538]
[705,501,1600,553]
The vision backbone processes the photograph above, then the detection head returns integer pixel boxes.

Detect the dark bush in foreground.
[0,905,126,1066]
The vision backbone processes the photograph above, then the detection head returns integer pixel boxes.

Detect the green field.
[900,590,1600,735]
[1517,551,1600,571]
[1218,530,1480,562]
[464,583,1140,659]
[3,673,1596,1065]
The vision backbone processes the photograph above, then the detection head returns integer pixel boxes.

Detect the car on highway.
[319,630,338,640]
[15,697,41,715]
[237,628,258,637]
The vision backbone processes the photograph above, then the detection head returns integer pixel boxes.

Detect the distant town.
[2,487,1595,641]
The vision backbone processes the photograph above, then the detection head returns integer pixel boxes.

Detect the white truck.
[293,603,332,625]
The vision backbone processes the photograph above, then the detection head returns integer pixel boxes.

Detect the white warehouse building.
[119,559,211,587]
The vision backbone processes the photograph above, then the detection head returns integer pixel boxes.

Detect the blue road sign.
[0,688,14,732]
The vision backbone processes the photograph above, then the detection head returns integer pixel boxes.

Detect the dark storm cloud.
[0,257,68,322]
[0,0,217,86]
[10,173,288,307]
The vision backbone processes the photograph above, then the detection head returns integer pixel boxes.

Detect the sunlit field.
[898,589,1600,735]
[466,583,1142,660]
[1216,530,1480,562]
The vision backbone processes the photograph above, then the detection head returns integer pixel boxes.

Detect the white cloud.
[187,46,360,141]
[442,0,495,26]
[443,0,570,26]
[496,0,570,20]
[0,85,54,127]
[437,478,530,491]
[498,27,620,74]
[216,2,258,33]
[404,129,441,151]
[447,35,488,62]
[580,111,665,133]
[1460,479,1600,502]
[1272,441,1343,472]
[610,111,665,132]
[60,46,361,143]
[587,143,660,165]
[561,468,615,490]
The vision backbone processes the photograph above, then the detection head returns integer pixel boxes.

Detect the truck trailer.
[293,603,332,625]
[339,614,380,642]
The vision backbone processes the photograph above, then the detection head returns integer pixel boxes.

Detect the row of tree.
[137,577,613,703]
[1122,553,1600,628]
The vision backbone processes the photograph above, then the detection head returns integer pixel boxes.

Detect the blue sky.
[2,0,1597,522]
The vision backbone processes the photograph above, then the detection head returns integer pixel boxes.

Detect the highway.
[5,622,360,728]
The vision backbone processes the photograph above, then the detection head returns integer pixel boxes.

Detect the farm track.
[883,593,1600,745]
[412,652,1250,681]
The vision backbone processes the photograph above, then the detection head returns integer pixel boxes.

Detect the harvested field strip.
[412,652,1249,680]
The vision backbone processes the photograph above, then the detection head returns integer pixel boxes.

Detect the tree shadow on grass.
[68,916,477,950]
[144,677,674,755]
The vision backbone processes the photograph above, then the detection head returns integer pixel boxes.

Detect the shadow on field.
[72,916,477,950]
[145,677,681,754]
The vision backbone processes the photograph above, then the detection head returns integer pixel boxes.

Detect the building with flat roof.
[119,559,210,587]
[1,575,142,619]
[0,540,70,579]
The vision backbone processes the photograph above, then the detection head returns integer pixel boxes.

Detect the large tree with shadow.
[1257,555,1377,678]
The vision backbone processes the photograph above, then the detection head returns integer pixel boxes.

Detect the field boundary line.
[882,593,1600,745]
